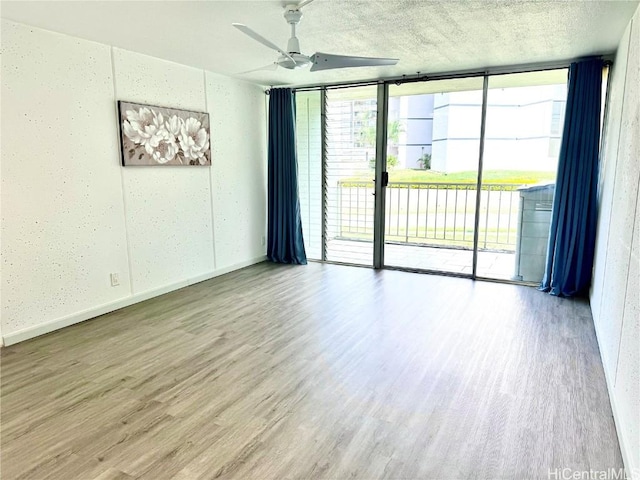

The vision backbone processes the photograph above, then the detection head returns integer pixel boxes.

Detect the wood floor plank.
[1,262,623,479]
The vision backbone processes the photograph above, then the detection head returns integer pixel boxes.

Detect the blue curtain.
[267,88,307,265]
[540,59,603,296]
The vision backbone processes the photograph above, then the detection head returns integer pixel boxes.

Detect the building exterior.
[391,85,567,172]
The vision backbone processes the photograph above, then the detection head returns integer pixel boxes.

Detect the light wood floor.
[1,262,622,479]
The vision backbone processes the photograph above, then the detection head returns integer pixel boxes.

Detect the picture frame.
[117,101,211,166]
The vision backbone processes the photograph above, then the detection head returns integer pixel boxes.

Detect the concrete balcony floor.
[325,239,530,282]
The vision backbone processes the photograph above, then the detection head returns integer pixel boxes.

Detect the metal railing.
[336,181,522,252]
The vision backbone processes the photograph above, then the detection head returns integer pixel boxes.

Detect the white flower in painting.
[122,108,168,154]
[179,117,210,165]
[142,111,170,154]
[152,111,165,131]
[151,138,179,164]
[165,115,184,138]
[122,107,153,145]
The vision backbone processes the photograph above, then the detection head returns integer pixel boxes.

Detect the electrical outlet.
[261,235,266,246]
[110,273,120,287]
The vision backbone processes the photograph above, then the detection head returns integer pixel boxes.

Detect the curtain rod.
[264,55,613,94]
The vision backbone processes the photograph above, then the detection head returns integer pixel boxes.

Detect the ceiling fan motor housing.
[287,36,301,55]
[278,52,311,70]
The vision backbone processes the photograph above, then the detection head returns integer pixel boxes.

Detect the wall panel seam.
[613,174,640,386]
[111,46,135,296]
[203,70,217,271]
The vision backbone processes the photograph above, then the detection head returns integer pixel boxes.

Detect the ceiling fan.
[233,0,399,74]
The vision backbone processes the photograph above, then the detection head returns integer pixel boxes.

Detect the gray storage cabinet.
[514,183,555,282]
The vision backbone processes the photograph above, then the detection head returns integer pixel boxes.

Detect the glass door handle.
[381,172,389,187]
[373,172,389,187]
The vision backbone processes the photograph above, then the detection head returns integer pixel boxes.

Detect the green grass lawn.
[344,169,556,185]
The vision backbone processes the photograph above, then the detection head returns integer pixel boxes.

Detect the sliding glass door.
[383,78,484,274]
[380,71,567,282]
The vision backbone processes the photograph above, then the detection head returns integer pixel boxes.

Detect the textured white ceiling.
[1,0,637,87]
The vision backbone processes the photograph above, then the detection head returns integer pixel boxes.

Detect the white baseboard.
[1,256,267,347]
[591,309,638,480]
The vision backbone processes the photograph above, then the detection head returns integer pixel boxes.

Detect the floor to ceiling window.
[295,90,323,260]
[476,70,567,281]
[295,68,569,284]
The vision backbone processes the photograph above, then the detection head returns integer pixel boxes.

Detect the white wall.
[590,4,640,478]
[0,20,267,345]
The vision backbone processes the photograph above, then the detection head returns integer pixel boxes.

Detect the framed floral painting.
[118,101,211,166]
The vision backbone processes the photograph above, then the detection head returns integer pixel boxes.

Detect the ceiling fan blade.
[296,0,316,9]
[310,52,399,72]
[232,23,295,63]
[236,63,279,75]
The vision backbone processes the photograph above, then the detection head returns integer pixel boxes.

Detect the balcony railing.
[336,181,523,252]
